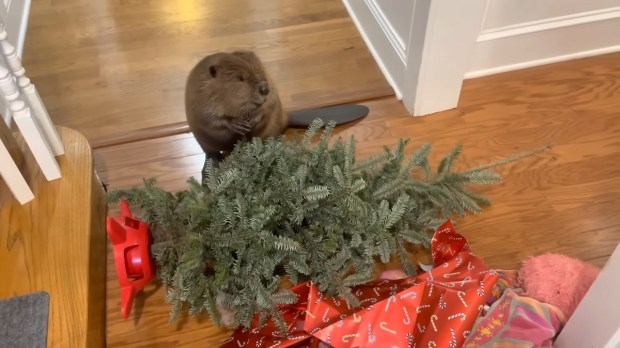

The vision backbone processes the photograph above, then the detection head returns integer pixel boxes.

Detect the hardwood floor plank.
[459,52,620,108]
[99,152,204,191]
[23,0,393,144]
[465,193,620,269]
[94,133,200,174]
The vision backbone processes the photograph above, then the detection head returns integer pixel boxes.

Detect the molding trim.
[465,44,620,79]
[364,0,406,60]
[478,6,620,42]
[343,0,487,116]
[342,0,402,99]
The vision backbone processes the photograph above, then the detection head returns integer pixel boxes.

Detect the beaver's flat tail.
[287,104,369,128]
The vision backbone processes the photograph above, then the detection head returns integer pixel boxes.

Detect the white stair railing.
[0,20,63,204]
[0,114,33,204]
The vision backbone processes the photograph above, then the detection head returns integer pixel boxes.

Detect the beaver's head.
[196,50,273,117]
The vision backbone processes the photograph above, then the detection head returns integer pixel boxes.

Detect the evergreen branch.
[437,144,462,179]
[405,143,432,173]
[342,271,374,287]
[465,145,552,173]
[303,185,331,201]
[461,170,503,184]
[302,119,324,147]
[332,165,346,188]
[385,194,409,229]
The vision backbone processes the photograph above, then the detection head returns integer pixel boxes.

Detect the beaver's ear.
[208,65,217,78]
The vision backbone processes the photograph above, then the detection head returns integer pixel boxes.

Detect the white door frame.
[343,0,487,116]
[344,0,620,116]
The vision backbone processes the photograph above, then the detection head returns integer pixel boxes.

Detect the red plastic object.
[106,199,155,319]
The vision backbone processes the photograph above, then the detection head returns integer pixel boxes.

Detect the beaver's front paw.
[231,119,252,135]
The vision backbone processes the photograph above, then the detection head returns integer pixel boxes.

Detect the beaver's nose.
[257,81,270,96]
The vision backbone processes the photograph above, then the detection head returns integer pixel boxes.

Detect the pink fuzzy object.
[378,269,408,280]
[518,253,600,319]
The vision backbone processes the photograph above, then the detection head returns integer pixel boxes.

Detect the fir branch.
[437,145,462,179]
[303,185,331,201]
[342,271,374,287]
[465,145,552,173]
[384,194,409,229]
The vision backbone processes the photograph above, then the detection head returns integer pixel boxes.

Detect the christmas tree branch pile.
[108,119,547,331]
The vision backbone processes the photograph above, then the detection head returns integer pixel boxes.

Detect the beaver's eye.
[237,75,245,81]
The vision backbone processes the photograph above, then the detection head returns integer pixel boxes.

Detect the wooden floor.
[96,53,620,346]
[22,0,393,147]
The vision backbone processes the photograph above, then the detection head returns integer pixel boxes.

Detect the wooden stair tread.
[0,126,107,347]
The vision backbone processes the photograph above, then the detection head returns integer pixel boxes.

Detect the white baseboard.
[466,7,620,78]
[465,44,620,79]
[342,0,403,100]
[478,7,620,42]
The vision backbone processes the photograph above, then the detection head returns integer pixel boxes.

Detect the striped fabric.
[463,288,566,347]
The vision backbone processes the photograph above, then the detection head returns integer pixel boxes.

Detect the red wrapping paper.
[221,220,498,348]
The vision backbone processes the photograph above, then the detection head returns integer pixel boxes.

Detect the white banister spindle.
[10,99,61,181]
[0,62,61,181]
[0,139,34,204]
[0,115,33,204]
[0,62,17,100]
[0,26,64,156]
[0,19,63,202]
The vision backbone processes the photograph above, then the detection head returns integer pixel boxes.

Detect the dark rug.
[0,292,50,348]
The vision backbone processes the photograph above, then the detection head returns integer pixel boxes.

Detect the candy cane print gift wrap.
[220,278,434,348]
[411,219,500,347]
[220,281,315,348]
[305,220,498,348]
[414,227,499,348]
[304,278,437,347]
[220,220,499,348]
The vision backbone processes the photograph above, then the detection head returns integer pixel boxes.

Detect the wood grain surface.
[22,0,393,146]
[98,52,620,347]
[0,127,107,347]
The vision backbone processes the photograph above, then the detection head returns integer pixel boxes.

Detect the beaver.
[185,50,288,162]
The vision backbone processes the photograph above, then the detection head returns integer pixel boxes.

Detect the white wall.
[465,0,620,78]
[482,0,620,30]
[555,243,620,348]
[2,0,30,56]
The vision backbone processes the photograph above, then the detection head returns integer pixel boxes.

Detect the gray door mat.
[0,292,50,348]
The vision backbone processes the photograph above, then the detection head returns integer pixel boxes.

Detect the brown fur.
[185,50,288,161]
